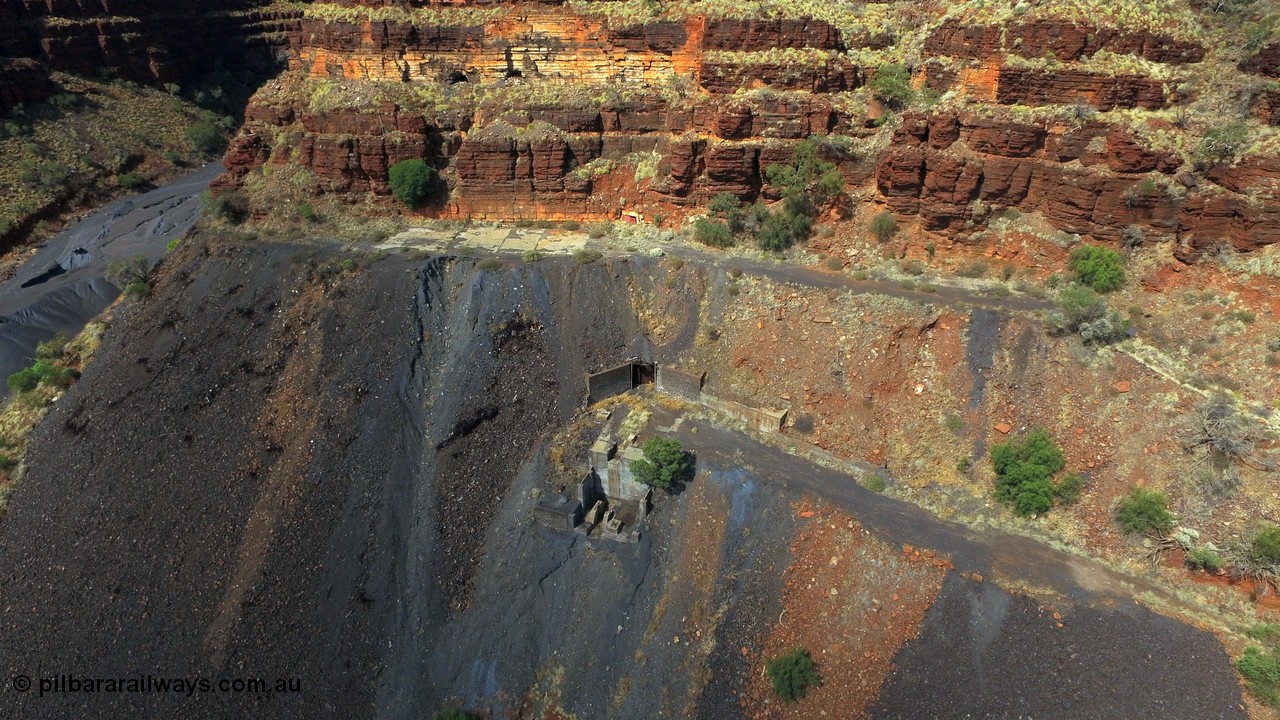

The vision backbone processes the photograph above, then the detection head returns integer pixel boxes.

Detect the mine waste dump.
[0,237,1253,719]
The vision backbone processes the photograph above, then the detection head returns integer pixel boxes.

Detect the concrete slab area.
[381,226,589,255]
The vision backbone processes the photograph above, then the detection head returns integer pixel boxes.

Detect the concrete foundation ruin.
[585,360,655,404]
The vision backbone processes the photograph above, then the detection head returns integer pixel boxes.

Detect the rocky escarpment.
[0,0,301,114]
[216,0,1280,257]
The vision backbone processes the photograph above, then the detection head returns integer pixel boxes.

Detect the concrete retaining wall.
[655,366,705,401]
[703,394,789,434]
[586,363,635,404]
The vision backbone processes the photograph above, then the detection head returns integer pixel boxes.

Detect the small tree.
[767,648,821,702]
[630,436,689,491]
[1068,245,1125,292]
[869,211,897,242]
[869,64,915,109]
[389,159,437,209]
[1115,487,1175,536]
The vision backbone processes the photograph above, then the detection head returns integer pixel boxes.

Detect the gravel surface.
[0,241,1248,719]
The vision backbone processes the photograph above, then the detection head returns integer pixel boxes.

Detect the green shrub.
[203,190,250,224]
[1237,645,1280,708]
[572,248,603,264]
[991,428,1065,516]
[585,222,612,239]
[870,211,897,242]
[708,192,743,215]
[0,454,15,471]
[476,257,503,272]
[763,139,844,206]
[1051,286,1130,345]
[1114,487,1175,536]
[1068,245,1125,292]
[35,332,69,360]
[755,195,815,251]
[117,171,145,190]
[1054,472,1085,505]
[388,159,437,209]
[185,119,226,157]
[521,249,543,262]
[166,237,181,253]
[123,281,151,300]
[862,475,887,493]
[1197,123,1251,166]
[560,220,581,231]
[7,359,73,394]
[1185,547,1224,572]
[767,648,821,702]
[869,64,915,109]
[1248,624,1280,644]
[298,201,319,223]
[631,436,690,491]
[693,218,734,248]
[1251,524,1280,566]
[106,255,148,289]
[6,368,38,393]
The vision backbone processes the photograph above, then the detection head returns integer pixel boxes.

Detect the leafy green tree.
[631,436,689,491]
[991,428,1066,516]
[388,159,438,209]
[1114,487,1175,536]
[1068,245,1125,292]
[869,64,915,109]
[767,648,821,702]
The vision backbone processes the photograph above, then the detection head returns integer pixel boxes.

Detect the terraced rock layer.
[217,0,1280,256]
[0,0,301,113]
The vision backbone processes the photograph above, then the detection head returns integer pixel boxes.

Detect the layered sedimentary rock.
[0,0,301,113]
[217,0,1280,256]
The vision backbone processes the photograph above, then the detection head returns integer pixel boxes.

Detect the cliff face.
[216,0,1280,257]
[0,0,301,113]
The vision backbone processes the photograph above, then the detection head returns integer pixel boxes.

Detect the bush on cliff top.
[389,159,438,209]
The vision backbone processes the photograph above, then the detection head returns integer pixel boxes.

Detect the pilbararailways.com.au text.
[12,674,302,698]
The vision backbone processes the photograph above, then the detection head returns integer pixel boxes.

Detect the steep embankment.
[0,235,1249,719]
